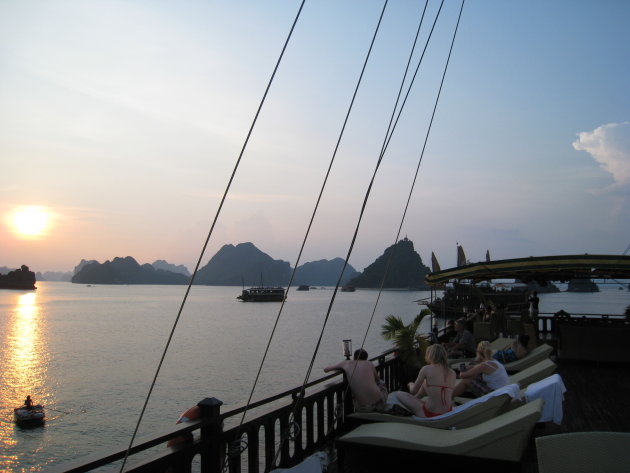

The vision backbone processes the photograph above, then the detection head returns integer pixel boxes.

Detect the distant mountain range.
[4,239,506,289]
[67,242,361,286]
[72,257,189,285]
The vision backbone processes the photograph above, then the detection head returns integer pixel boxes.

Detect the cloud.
[572,122,630,188]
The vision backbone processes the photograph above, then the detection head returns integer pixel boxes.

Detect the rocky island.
[0,265,37,290]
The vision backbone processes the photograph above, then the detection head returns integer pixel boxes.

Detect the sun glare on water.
[8,206,51,238]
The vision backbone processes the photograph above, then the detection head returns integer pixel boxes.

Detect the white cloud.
[572,122,630,188]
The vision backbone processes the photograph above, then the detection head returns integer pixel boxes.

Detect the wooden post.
[198,397,223,473]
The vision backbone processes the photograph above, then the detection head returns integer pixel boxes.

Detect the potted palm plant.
[381,309,432,384]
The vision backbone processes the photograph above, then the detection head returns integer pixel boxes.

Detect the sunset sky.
[1,0,629,274]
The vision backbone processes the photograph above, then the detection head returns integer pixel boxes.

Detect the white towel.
[524,373,566,424]
[270,451,328,473]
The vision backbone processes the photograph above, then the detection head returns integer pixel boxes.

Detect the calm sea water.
[0,282,628,472]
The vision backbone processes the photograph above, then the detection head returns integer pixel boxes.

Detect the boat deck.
[332,357,630,473]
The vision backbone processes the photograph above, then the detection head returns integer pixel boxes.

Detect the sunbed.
[337,398,544,470]
[536,431,630,473]
[501,343,554,372]
[454,358,557,405]
[348,388,514,430]
[508,357,557,388]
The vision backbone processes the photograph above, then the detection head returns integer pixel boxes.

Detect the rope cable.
[118,2,307,471]
[235,0,387,444]
[340,0,446,404]
[330,0,434,419]
[268,1,391,466]
[356,0,466,363]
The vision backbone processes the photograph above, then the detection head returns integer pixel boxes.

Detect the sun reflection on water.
[0,291,50,470]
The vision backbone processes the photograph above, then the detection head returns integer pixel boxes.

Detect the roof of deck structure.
[425,254,630,285]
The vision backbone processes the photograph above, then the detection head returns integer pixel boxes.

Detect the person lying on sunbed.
[453,341,509,398]
[324,348,388,413]
[394,344,456,418]
[493,334,529,364]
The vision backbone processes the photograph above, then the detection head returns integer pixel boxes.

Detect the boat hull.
[14,405,45,427]
[237,287,286,302]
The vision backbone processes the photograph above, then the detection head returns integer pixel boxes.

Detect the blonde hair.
[477,340,492,360]
[425,344,449,368]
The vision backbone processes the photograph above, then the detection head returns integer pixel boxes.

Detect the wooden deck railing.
[46,350,402,473]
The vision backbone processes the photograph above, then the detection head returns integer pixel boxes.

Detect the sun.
[8,206,51,238]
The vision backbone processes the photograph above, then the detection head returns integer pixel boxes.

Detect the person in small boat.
[324,348,388,413]
[24,395,33,410]
[394,344,456,418]
[493,334,530,364]
[452,341,509,398]
[445,318,476,358]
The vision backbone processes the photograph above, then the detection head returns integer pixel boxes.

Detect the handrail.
[46,349,402,473]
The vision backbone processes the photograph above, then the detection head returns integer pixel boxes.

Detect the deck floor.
[332,357,630,473]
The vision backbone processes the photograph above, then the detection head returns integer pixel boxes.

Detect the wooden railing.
[46,350,402,473]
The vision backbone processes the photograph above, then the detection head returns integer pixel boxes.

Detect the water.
[0,282,627,472]
[0,282,432,471]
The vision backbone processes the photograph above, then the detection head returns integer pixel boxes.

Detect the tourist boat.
[424,280,529,320]
[340,285,356,292]
[236,286,286,302]
[296,285,310,291]
[13,405,45,427]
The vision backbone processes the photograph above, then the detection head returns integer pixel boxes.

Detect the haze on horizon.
[1,1,629,274]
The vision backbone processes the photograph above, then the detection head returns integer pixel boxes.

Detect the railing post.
[198,397,224,473]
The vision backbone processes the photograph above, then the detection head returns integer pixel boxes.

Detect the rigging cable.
[322,0,435,433]
[355,0,466,362]
[282,0,454,453]
[263,2,392,468]
[118,1,307,471]
[323,0,448,421]
[235,0,389,439]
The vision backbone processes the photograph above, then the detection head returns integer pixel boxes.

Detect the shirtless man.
[324,348,388,413]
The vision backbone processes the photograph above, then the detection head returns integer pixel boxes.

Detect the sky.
[1,0,629,274]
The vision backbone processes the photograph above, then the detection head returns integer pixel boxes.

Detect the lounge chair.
[536,431,630,473]
[509,357,557,389]
[502,343,554,372]
[337,399,544,471]
[454,358,556,405]
[348,389,513,430]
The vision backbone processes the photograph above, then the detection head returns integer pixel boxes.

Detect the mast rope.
[271,1,459,461]
[354,0,466,367]
[118,1,307,471]
[234,0,389,442]
[327,0,447,422]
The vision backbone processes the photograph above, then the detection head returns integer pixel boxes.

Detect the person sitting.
[452,341,509,398]
[24,395,33,410]
[445,318,476,358]
[437,320,456,343]
[324,348,388,413]
[493,334,530,364]
[394,344,456,418]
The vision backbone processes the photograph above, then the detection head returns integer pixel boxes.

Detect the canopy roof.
[425,254,630,285]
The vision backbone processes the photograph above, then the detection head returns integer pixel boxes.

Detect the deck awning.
[425,254,630,285]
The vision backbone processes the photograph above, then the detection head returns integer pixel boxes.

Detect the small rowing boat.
[14,404,45,427]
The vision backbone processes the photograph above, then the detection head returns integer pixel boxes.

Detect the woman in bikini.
[396,344,456,417]
[453,340,509,398]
